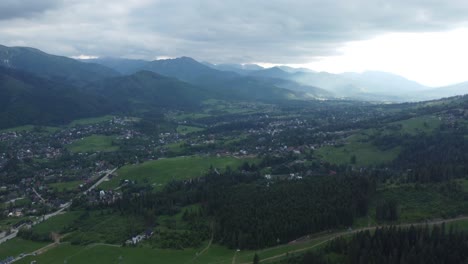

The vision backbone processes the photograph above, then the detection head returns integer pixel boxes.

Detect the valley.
[0,45,467,264]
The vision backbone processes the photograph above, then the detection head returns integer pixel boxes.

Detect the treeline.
[210,175,373,249]
[386,129,467,183]
[95,163,374,249]
[283,224,468,264]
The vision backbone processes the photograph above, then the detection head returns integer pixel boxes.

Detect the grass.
[48,181,83,192]
[68,115,114,126]
[0,238,48,260]
[391,115,441,135]
[316,142,400,166]
[4,197,32,208]
[176,125,205,135]
[100,156,256,190]
[448,219,468,232]
[67,135,119,153]
[315,115,441,167]
[64,212,146,245]
[14,233,332,264]
[16,244,201,264]
[0,217,32,232]
[15,215,468,264]
[172,113,212,121]
[0,125,59,134]
[156,204,201,231]
[374,183,468,222]
[31,211,83,237]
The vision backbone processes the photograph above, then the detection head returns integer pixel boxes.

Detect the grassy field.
[315,115,441,167]
[14,233,333,264]
[316,142,400,166]
[373,183,468,222]
[171,113,212,121]
[63,212,146,245]
[0,238,47,260]
[176,125,205,135]
[68,115,114,126]
[0,125,59,134]
[67,135,119,153]
[31,211,83,237]
[14,215,468,264]
[391,115,441,135]
[100,156,256,190]
[48,181,83,192]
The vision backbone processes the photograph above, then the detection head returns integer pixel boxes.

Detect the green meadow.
[100,156,256,190]
[0,238,47,260]
[67,135,119,153]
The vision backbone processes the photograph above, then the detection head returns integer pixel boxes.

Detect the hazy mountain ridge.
[80,53,468,101]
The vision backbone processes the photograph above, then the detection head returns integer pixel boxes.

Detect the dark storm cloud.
[1,0,468,63]
[0,0,63,20]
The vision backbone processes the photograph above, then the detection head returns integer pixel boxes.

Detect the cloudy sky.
[1,0,468,86]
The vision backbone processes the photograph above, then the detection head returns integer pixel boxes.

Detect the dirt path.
[187,222,215,263]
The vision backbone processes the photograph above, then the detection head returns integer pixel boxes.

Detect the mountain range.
[0,44,467,129]
[85,56,467,101]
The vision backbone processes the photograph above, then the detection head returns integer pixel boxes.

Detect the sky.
[1,0,468,87]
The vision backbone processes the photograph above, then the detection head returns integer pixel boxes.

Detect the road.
[32,188,46,203]
[0,229,19,244]
[84,168,117,194]
[0,168,116,246]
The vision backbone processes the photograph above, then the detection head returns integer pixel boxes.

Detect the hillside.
[0,45,119,86]
[0,67,110,128]
[85,71,210,112]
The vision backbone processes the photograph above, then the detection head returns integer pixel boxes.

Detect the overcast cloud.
[1,0,468,64]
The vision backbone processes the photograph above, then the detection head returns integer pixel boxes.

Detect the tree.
[253,253,260,264]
